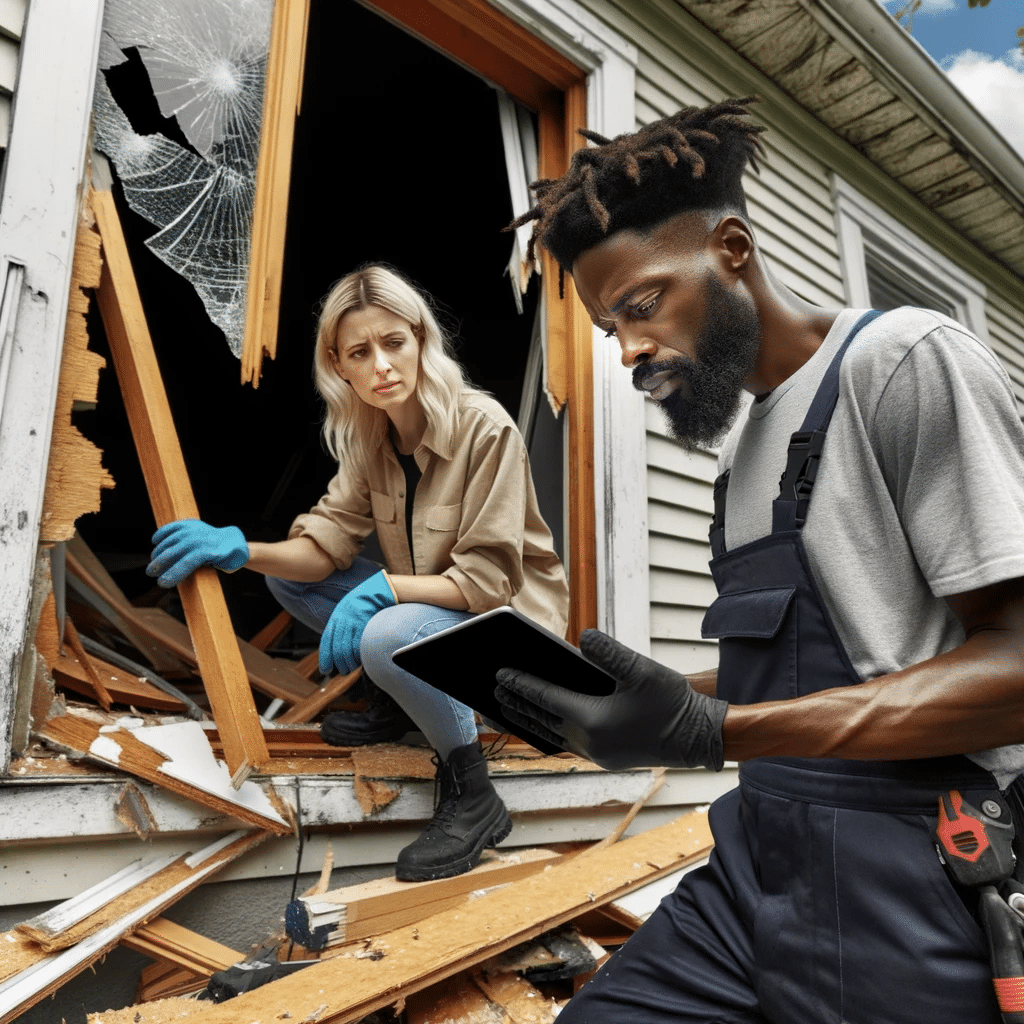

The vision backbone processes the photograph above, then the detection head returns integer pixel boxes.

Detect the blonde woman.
[147,264,569,880]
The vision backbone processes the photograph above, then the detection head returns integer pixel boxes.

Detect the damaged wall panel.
[39,218,115,543]
[0,0,105,773]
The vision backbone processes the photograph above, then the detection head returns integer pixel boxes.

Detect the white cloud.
[943,48,1024,158]
[877,0,956,13]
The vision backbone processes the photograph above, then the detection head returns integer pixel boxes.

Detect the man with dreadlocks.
[494,97,1024,1023]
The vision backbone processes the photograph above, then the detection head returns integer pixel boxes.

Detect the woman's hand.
[319,570,398,675]
[146,519,249,588]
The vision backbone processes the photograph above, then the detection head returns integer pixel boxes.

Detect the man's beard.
[633,274,760,451]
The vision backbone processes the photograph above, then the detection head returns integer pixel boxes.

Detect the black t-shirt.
[392,444,421,566]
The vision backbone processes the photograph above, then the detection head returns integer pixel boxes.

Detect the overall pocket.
[702,586,798,704]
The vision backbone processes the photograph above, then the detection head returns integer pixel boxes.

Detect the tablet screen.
[391,607,615,754]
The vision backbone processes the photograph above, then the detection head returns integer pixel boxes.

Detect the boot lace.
[428,753,461,825]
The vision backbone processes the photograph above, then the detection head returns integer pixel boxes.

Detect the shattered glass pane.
[93,0,275,357]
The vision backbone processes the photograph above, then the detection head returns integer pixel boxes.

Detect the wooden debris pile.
[50,809,711,1024]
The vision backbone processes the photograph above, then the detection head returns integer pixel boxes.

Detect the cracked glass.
[93,0,275,357]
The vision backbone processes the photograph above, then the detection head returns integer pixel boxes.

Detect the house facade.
[0,0,1023,1016]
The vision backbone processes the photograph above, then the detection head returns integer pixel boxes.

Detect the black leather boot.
[320,682,415,746]
[395,741,513,881]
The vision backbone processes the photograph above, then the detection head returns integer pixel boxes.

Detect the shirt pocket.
[370,490,396,524]
[426,502,462,533]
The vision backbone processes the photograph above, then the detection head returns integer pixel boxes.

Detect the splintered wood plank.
[64,535,189,676]
[38,711,290,834]
[248,609,292,650]
[0,831,267,1024]
[131,607,318,704]
[121,918,240,975]
[137,963,210,1002]
[292,848,561,948]
[40,218,114,542]
[204,725,349,762]
[92,188,267,782]
[406,972,508,1024]
[276,667,361,724]
[473,970,559,1024]
[35,587,187,711]
[65,539,316,704]
[241,0,308,385]
[16,854,182,949]
[105,810,713,1024]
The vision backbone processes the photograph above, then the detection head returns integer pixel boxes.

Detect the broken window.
[93,0,275,357]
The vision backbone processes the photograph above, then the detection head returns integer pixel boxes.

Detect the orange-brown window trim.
[248,0,597,639]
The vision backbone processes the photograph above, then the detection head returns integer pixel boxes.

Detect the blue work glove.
[495,629,728,771]
[146,519,249,588]
[319,570,398,676]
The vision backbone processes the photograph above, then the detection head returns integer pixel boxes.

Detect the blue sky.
[879,0,1024,156]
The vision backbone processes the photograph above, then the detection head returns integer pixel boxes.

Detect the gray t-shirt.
[719,307,1024,785]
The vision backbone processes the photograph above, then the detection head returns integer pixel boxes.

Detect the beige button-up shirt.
[289,392,570,638]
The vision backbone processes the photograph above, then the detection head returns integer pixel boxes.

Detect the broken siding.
[576,0,846,672]
[0,0,25,148]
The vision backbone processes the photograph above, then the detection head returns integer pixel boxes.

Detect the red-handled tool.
[934,789,1024,1023]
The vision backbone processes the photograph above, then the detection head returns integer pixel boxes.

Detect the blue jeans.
[265,557,478,759]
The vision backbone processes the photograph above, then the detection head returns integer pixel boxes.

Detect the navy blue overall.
[561,312,1002,1023]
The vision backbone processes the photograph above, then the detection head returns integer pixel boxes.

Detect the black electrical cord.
[286,777,305,961]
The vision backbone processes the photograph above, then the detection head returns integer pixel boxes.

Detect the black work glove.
[495,629,728,771]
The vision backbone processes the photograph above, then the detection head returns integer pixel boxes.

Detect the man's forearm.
[721,626,1024,762]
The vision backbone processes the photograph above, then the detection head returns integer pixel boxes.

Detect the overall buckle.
[778,430,827,505]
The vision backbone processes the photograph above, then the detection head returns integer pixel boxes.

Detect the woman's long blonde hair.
[313,264,477,476]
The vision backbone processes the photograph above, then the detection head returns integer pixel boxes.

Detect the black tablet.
[391,606,616,754]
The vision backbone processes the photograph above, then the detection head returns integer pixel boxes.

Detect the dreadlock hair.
[510,97,766,291]
[313,263,479,478]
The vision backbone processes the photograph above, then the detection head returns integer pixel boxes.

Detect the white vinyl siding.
[987,292,1024,421]
[576,0,847,670]
[0,0,26,148]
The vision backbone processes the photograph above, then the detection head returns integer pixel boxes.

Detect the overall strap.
[709,469,730,558]
[772,309,884,533]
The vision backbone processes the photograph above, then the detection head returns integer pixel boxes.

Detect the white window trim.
[0,0,105,770]
[833,175,990,346]
[486,0,649,653]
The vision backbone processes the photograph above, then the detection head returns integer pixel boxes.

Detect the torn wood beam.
[15,852,181,950]
[35,587,189,713]
[277,666,362,724]
[131,606,317,705]
[405,971,508,1024]
[287,847,561,950]
[241,0,309,386]
[248,609,292,651]
[38,710,291,834]
[136,962,209,1002]
[92,187,268,783]
[120,917,240,977]
[39,218,114,543]
[110,810,713,1023]
[64,534,189,676]
[66,541,316,705]
[472,969,560,1024]
[0,830,267,1024]
[61,616,113,710]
